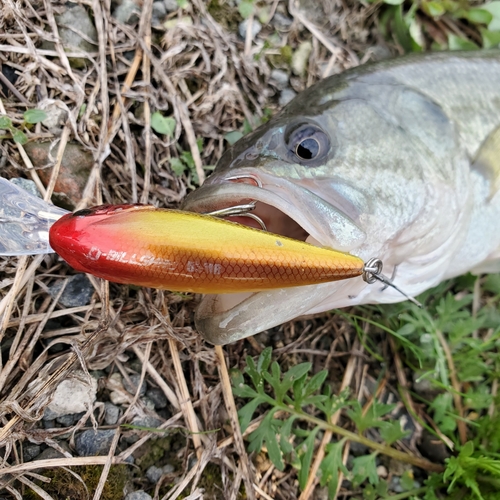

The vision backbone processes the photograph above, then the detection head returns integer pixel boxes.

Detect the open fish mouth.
[181,169,368,345]
[182,169,366,252]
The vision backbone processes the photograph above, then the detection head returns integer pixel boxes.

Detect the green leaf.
[347,400,395,433]
[465,8,493,24]
[393,5,413,53]
[481,27,500,48]
[279,416,296,455]
[176,0,188,7]
[238,0,255,19]
[383,0,404,4]
[448,34,479,51]
[319,440,348,497]
[12,129,27,145]
[379,420,410,445]
[224,130,243,145]
[352,454,379,487]
[247,409,284,470]
[400,469,415,490]
[170,157,186,177]
[0,116,12,129]
[482,1,500,30]
[297,426,320,490]
[151,112,176,136]
[423,1,445,17]
[23,109,48,124]
[238,397,264,432]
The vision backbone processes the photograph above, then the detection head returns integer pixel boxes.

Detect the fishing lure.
[49,204,365,294]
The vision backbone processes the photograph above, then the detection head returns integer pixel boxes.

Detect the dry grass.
[0,0,442,499]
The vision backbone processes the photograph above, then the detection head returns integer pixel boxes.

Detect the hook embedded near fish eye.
[362,257,423,308]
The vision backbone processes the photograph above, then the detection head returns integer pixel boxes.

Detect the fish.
[48,204,364,293]
[182,50,500,345]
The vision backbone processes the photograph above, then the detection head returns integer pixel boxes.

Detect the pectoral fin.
[471,125,500,199]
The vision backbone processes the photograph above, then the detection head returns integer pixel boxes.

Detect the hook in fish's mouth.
[181,171,366,253]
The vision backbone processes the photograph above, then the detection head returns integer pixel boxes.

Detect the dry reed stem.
[215,345,256,500]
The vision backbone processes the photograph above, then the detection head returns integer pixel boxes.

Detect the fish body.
[48,204,363,294]
[183,50,500,344]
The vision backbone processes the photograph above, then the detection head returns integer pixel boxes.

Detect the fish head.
[183,66,470,344]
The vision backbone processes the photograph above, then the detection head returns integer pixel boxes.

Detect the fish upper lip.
[182,170,366,252]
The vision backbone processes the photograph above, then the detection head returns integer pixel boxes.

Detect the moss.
[207,0,240,31]
[24,465,129,500]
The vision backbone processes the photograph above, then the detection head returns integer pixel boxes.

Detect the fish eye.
[285,123,330,166]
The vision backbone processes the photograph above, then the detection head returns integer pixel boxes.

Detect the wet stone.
[50,274,94,308]
[104,402,121,425]
[23,445,41,462]
[146,388,168,410]
[125,492,153,500]
[279,88,296,107]
[269,69,289,90]
[123,374,147,396]
[146,465,163,483]
[75,429,116,457]
[238,18,262,40]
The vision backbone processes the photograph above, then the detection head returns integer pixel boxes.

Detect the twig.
[215,345,256,500]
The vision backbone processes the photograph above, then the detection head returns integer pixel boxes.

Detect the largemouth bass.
[183,50,500,345]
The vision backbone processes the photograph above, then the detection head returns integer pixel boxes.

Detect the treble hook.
[362,257,423,308]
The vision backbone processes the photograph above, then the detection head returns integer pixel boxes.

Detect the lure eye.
[285,123,330,166]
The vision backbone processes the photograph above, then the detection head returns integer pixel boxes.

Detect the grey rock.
[418,430,452,462]
[125,492,153,500]
[269,69,289,90]
[123,454,135,464]
[146,388,168,410]
[44,371,97,419]
[50,274,94,308]
[140,396,156,411]
[132,415,162,429]
[350,441,369,457]
[75,429,116,457]
[163,0,179,12]
[279,88,296,107]
[52,4,97,68]
[35,447,65,461]
[43,419,56,429]
[152,1,167,24]
[146,465,163,483]
[41,103,68,132]
[162,464,174,474]
[56,412,85,427]
[23,445,41,462]
[123,374,147,396]
[273,12,292,28]
[113,0,140,24]
[238,19,262,40]
[10,178,41,198]
[104,402,120,426]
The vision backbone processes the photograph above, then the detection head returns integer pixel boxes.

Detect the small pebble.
[23,445,41,462]
[104,402,120,425]
[350,441,369,457]
[125,492,153,500]
[279,88,296,107]
[123,374,147,396]
[238,19,262,40]
[162,464,174,474]
[56,412,85,427]
[50,274,94,308]
[146,465,163,483]
[163,0,179,11]
[377,465,388,478]
[35,447,66,461]
[273,12,293,28]
[112,0,140,24]
[270,69,289,90]
[75,429,116,457]
[110,391,129,405]
[292,40,312,76]
[152,1,167,24]
[43,419,56,429]
[140,396,156,411]
[146,388,168,410]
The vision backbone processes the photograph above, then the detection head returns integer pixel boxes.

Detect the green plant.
[232,270,500,499]
[0,109,47,145]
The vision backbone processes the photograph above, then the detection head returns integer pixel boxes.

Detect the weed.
[232,274,500,498]
[0,109,47,145]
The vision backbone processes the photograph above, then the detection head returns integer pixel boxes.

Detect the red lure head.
[49,204,145,274]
